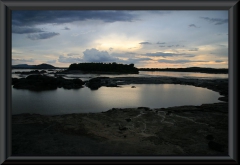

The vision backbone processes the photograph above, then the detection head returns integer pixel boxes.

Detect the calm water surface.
[12,69,228,80]
[12,84,222,115]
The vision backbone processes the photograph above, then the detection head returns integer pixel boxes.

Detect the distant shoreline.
[12,68,228,75]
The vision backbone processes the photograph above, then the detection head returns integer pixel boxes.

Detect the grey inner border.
[0,0,238,163]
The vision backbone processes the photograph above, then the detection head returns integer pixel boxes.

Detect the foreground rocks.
[12,102,228,156]
[12,75,84,90]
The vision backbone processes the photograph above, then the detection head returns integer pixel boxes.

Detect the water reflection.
[12,84,222,115]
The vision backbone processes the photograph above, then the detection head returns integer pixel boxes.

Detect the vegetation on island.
[138,67,228,74]
[68,62,139,74]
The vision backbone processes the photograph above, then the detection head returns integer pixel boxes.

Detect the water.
[12,69,228,80]
[12,84,222,115]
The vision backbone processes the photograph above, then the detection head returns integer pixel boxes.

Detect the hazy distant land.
[12,63,228,74]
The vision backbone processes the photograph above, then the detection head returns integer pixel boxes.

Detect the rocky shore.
[12,103,228,156]
[12,76,228,156]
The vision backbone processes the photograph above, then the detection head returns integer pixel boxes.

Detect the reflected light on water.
[12,84,223,115]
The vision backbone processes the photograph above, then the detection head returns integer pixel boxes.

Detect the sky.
[12,10,228,68]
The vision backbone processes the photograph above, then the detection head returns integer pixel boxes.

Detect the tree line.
[68,62,139,73]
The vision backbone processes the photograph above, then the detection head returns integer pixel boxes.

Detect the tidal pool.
[12,84,222,115]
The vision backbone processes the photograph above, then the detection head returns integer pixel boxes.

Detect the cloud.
[189,24,200,28]
[127,58,152,63]
[200,17,228,25]
[12,26,44,34]
[62,27,70,30]
[145,52,191,57]
[83,48,120,63]
[27,32,60,40]
[159,46,165,47]
[158,59,207,64]
[58,55,82,63]
[12,52,22,54]
[139,42,151,45]
[109,47,114,51]
[215,60,224,63]
[12,58,34,63]
[67,53,79,56]
[156,42,166,44]
[46,60,56,63]
[188,48,199,51]
[12,11,136,27]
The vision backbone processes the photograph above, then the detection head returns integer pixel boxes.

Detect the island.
[67,62,139,74]
[12,63,57,69]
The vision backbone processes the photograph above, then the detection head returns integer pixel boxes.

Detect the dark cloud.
[12,26,44,34]
[156,42,166,44]
[62,27,70,30]
[12,11,136,27]
[189,24,200,28]
[139,42,151,45]
[188,48,199,51]
[46,60,56,63]
[27,32,60,40]
[200,17,228,25]
[58,55,82,63]
[158,59,207,64]
[83,48,120,63]
[67,53,79,56]
[215,60,224,63]
[145,52,195,58]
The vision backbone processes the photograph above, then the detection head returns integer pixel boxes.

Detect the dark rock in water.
[87,77,118,89]
[208,141,223,152]
[206,134,214,140]
[12,75,84,91]
[87,77,102,90]
[131,86,136,88]
[12,78,19,85]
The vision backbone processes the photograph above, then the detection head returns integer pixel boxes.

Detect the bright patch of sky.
[12,10,228,68]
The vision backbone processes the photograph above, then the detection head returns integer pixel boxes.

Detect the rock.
[137,107,150,110]
[208,141,223,152]
[118,124,127,131]
[12,75,84,90]
[205,134,214,140]
[40,70,47,73]
[166,111,172,115]
[87,77,102,90]
[131,86,136,88]
[125,118,131,122]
